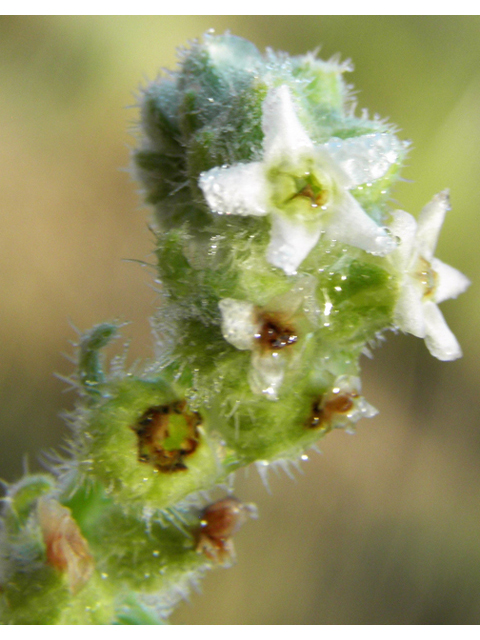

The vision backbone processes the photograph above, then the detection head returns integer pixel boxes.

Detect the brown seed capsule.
[255,312,298,352]
[131,400,201,473]
[37,497,94,594]
[307,392,356,430]
[195,497,257,566]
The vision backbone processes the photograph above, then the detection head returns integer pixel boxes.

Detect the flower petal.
[388,209,417,271]
[262,85,314,164]
[266,214,322,275]
[422,300,463,361]
[432,258,471,304]
[324,133,407,188]
[416,190,450,259]
[393,280,426,338]
[199,162,268,216]
[249,351,285,400]
[219,299,258,350]
[355,397,379,421]
[323,192,396,256]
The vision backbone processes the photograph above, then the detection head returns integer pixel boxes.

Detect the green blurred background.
[1,16,480,624]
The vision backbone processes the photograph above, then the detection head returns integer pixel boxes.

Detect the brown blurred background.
[1,16,479,624]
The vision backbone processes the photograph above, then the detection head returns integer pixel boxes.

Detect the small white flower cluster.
[200,85,470,391]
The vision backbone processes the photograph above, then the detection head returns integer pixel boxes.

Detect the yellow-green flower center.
[268,157,334,220]
[414,256,438,299]
[287,173,329,207]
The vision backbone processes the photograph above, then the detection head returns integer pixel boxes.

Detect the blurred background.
[1,16,480,624]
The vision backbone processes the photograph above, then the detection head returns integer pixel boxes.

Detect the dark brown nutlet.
[195,497,257,566]
[306,392,356,430]
[199,497,247,541]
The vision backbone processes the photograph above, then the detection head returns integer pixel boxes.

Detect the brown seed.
[195,497,257,566]
[307,392,356,430]
[326,393,355,415]
[37,498,94,594]
[200,497,247,540]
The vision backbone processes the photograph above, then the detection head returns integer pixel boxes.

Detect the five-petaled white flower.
[388,191,470,360]
[199,84,405,275]
[218,296,302,400]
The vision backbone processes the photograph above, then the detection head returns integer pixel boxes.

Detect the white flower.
[388,191,470,360]
[199,85,404,275]
[218,296,301,400]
